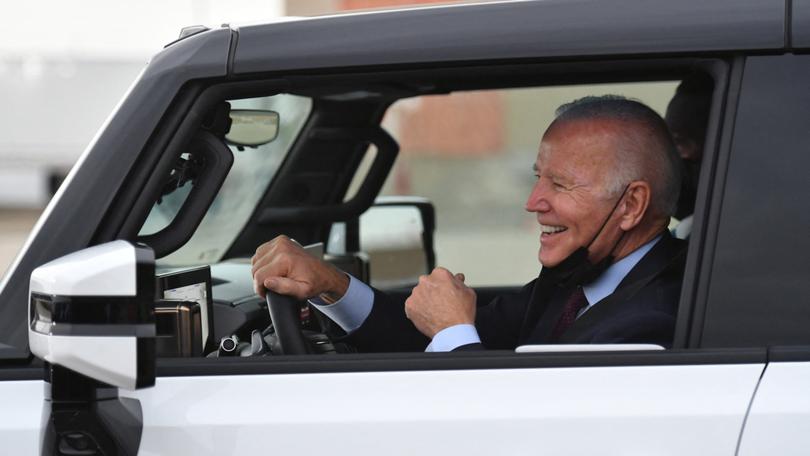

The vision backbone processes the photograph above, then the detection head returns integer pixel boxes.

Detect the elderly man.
[252,95,687,352]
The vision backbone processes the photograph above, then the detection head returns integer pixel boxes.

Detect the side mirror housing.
[329,196,436,289]
[28,241,156,390]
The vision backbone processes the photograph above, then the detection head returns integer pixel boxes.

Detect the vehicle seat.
[673,215,693,240]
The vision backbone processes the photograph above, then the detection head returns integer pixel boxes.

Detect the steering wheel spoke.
[265,290,313,355]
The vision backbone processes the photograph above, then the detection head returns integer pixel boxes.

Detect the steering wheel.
[265,290,312,355]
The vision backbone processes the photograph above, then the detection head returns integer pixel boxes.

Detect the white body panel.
[123,363,764,455]
[737,361,810,456]
[29,332,138,390]
[0,380,45,455]
[29,240,137,297]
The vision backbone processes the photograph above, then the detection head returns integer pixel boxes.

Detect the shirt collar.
[582,234,662,308]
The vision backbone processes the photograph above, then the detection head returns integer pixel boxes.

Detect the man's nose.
[525,180,551,213]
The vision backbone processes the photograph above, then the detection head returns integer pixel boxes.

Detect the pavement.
[0,209,42,278]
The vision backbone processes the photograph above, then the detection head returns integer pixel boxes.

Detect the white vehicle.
[1,1,809,454]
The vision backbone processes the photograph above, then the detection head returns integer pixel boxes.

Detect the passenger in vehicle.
[252,96,687,351]
[665,73,713,238]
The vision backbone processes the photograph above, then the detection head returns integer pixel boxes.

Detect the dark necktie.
[550,287,588,342]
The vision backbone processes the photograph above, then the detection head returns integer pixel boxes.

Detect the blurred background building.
[0,0,476,274]
[1,0,675,285]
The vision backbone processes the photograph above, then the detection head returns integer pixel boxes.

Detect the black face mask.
[541,186,629,289]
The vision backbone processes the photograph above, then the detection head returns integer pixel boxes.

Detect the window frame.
[0,56,744,378]
[696,54,810,348]
[145,56,743,378]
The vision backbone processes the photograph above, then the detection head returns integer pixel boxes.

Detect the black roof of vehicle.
[230,0,786,75]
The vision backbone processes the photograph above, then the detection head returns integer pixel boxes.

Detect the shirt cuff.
[425,324,481,352]
[309,274,374,334]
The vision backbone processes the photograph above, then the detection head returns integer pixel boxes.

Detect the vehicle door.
[0,349,41,454]
[119,60,767,456]
[704,53,810,455]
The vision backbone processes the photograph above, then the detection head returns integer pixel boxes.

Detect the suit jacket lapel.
[518,272,568,344]
[559,232,687,343]
[616,232,685,290]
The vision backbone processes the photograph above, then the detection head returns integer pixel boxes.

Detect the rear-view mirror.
[225,109,280,147]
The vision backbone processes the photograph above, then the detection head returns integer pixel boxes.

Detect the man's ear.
[619,181,651,231]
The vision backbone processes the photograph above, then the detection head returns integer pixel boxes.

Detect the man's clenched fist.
[251,235,349,300]
[404,267,476,338]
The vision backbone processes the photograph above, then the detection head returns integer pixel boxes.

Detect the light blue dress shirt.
[312,234,662,352]
[309,274,374,333]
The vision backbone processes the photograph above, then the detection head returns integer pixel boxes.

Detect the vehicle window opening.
[134,67,721,363]
[377,80,695,287]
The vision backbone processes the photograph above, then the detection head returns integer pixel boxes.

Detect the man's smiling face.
[525,119,626,267]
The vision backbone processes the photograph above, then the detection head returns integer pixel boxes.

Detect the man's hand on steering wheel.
[251,235,349,301]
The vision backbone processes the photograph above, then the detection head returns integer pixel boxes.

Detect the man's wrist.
[428,320,475,339]
[426,324,481,352]
[309,274,374,333]
[320,270,350,303]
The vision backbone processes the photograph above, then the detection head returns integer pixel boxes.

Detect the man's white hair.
[551,95,682,218]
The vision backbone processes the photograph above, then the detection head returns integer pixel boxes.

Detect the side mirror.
[28,241,156,390]
[329,196,436,289]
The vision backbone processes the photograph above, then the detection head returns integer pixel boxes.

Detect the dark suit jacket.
[346,232,687,352]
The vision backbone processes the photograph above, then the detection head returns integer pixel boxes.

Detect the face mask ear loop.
[584,183,631,251]
[605,223,628,260]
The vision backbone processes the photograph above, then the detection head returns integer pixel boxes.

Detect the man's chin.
[538,237,571,268]
[539,245,577,268]
[538,253,561,268]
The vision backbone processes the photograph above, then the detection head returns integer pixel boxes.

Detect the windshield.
[139,94,312,266]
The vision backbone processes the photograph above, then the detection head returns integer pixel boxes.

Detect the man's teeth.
[540,224,567,234]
